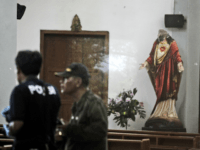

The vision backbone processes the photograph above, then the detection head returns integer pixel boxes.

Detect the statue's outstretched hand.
[178,62,184,73]
[139,61,148,70]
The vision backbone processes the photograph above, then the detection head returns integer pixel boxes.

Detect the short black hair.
[15,50,42,76]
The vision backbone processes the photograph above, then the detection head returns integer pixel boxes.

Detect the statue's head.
[157,29,174,44]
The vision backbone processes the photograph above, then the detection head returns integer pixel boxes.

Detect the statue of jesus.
[140,29,185,131]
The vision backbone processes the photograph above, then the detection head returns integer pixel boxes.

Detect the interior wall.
[186,0,200,134]
[17,0,180,131]
[173,0,200,133]
[0,1,17,123]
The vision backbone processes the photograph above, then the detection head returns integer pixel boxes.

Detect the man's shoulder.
[16,79,42,93]
[87,91,101,100]
[86,91,104,105]
[10,84,30,100]
[14,83,29,92]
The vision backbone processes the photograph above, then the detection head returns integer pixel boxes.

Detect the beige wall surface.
[0,1,17,124]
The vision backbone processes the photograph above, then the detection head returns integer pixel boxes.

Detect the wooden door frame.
[40,30,109,81]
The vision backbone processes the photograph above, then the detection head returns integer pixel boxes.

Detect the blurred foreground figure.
[2,50,61,150]
[140,29,185,131]
[55,63,108,150]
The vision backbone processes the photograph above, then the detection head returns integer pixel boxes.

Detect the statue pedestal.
[142,117,186,132]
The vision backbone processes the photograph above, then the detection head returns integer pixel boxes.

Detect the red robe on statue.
[146,40,183,115]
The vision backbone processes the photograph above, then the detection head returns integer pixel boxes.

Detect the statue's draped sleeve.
[170,41,182,63]
[146,41,157,65]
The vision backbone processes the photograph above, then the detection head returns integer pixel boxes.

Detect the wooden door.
[40,30,109,122]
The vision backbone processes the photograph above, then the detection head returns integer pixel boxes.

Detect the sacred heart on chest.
[160,46,166,52]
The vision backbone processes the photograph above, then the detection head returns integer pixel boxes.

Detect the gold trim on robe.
[154,42,171,66]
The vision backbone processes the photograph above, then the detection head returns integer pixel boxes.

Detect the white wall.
[0,1,17,123]
[18,0,196,131]
[172,0,200,133]
[185,0,200,134]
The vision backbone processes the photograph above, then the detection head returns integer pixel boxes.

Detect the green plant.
[107,88,146,129]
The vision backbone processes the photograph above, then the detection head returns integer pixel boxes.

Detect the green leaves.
[131,114,135,121]
[133,88,137,95]
[118,93,122,98]
[107,88,146,128]
[130,99,139,107]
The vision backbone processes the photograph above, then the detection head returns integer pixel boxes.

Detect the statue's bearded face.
[158,38,169,52]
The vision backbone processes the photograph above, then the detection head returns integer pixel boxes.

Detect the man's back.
[8,77,60,145]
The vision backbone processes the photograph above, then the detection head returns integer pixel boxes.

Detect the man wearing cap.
[139,29,184,129]
[2,50,61,150]
[55,63,108,150]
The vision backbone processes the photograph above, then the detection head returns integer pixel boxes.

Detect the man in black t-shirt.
[2,50,61,150]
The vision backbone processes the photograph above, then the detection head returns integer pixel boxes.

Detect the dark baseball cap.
[55,63,91,79]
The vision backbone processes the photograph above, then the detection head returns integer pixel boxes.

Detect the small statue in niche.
[140,29,185,131]
[71,14,82,31]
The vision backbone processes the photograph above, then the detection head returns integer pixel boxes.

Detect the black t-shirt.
[7,77,61,144]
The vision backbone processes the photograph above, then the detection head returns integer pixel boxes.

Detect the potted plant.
[107,88,146,129]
